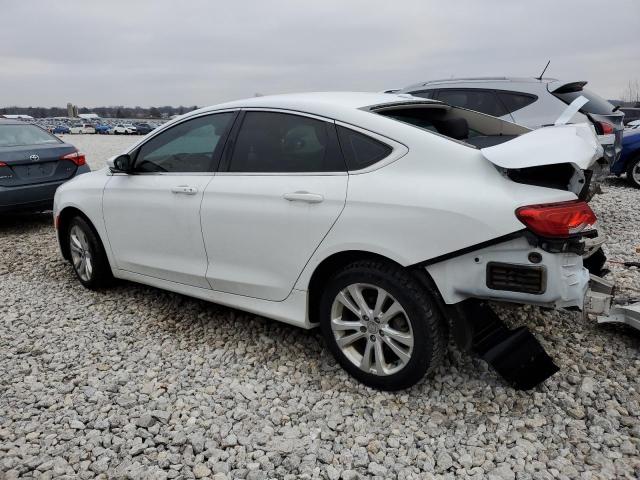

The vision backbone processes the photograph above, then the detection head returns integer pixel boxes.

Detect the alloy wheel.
[330,283,414,376]
[69,225,93,282]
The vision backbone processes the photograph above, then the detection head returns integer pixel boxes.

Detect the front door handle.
[171,185,198,195]
[283,191,324,203]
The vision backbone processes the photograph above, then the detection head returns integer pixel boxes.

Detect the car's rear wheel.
[626,155,640,188]
[67,216,113,289]
[319,260,446,390]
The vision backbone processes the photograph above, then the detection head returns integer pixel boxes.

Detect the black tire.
[626,155,640,189]
[66,216,113,289]
[319,260,446,391]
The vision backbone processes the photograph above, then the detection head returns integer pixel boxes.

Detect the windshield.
[0,124,61,147]
[553,88,615,115]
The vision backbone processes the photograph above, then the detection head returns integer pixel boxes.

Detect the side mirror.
[107,154,132,173]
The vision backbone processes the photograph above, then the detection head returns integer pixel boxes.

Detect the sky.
[1,0,639,107]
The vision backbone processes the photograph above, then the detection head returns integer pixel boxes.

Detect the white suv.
[396,77,624,171]
[53,92,625,390]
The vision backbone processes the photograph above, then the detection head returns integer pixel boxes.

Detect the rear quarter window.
[336,126,392,170]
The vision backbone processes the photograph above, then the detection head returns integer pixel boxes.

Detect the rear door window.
[553,88,615,115]
[496,92,537,114]
[336,126,392,170]
[437,89,508,117]
[228,112,345,173]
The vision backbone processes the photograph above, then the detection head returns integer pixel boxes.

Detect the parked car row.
[37,120,164,136]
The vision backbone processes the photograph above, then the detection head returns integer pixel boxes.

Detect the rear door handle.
[283,191,324,203]
[171,185,198,195]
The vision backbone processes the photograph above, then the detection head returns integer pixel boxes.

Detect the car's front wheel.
[626,155,640,188]
[319,260,446,390]
[67,216,113,289]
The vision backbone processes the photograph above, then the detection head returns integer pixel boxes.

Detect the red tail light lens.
[597,121,614,135]
[515,200,596,238]
[0,161,7,167]
[61,151,86,166]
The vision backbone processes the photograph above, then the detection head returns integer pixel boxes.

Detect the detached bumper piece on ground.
[452,301,559,390]
[452,273,640,391]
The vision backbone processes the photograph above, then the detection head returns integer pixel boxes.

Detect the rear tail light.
[61,151,86,166]
[596,121,614,135]
[515,200,596,238]
[0,161,7,167]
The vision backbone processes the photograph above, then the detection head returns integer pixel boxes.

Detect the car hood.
[480,123,602,170]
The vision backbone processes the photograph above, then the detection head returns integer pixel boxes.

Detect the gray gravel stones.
[1,136,639,479]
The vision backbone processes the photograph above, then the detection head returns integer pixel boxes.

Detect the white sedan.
[53,92,611,390]
[68,123,96,134]
[111,124,137,135]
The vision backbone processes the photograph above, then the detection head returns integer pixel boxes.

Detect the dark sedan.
[0,119,90,213]
[133,122,155,135]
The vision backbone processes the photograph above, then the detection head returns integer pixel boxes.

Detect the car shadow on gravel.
[0,211,52,233]
[106,279,331,369]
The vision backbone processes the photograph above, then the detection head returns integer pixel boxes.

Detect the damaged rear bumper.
[425,234,590,310]
[425,232,640,390]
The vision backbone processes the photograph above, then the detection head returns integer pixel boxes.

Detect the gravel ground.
[1,135,639,479]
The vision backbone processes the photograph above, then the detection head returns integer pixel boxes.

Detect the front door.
[201,110,348,301]
[103,111,236,288]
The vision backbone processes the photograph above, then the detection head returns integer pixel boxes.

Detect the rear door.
[0,124,77,187]
[201,110,348,301]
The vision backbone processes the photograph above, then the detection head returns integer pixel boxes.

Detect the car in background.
[69,123,96,134]
[112,124,137,135]
[54,92,611,390]
[611,129,640,188]
[0,119,90,212]
[395,77,624,171]
[133,123,155,135]
[620,107,640,126]
[52,125,71,134]
[94,124,111,134]
[626,120,640,129]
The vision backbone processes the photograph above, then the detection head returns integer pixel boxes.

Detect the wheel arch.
[305,249,447,326]
[57,206,104,261]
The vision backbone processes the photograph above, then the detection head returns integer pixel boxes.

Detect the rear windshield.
[0,125,61,147]
[553,88,615,115]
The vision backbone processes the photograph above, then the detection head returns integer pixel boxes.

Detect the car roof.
[398,76,590,92]
[195,91,439,117]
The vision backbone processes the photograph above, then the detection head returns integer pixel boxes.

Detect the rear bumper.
[0,165,90,213]
[426,235,590,309]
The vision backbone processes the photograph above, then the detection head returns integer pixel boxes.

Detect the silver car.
[396,77,624,169]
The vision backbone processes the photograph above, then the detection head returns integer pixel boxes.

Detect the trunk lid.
[0,143,79,187]
[480,123,602,170]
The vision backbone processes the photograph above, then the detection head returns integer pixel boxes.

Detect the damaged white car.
[53,92,636,391]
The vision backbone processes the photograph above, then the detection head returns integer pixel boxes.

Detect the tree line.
[0,105,199,119]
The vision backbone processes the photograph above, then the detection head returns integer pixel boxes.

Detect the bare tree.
[621,79,640,105]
